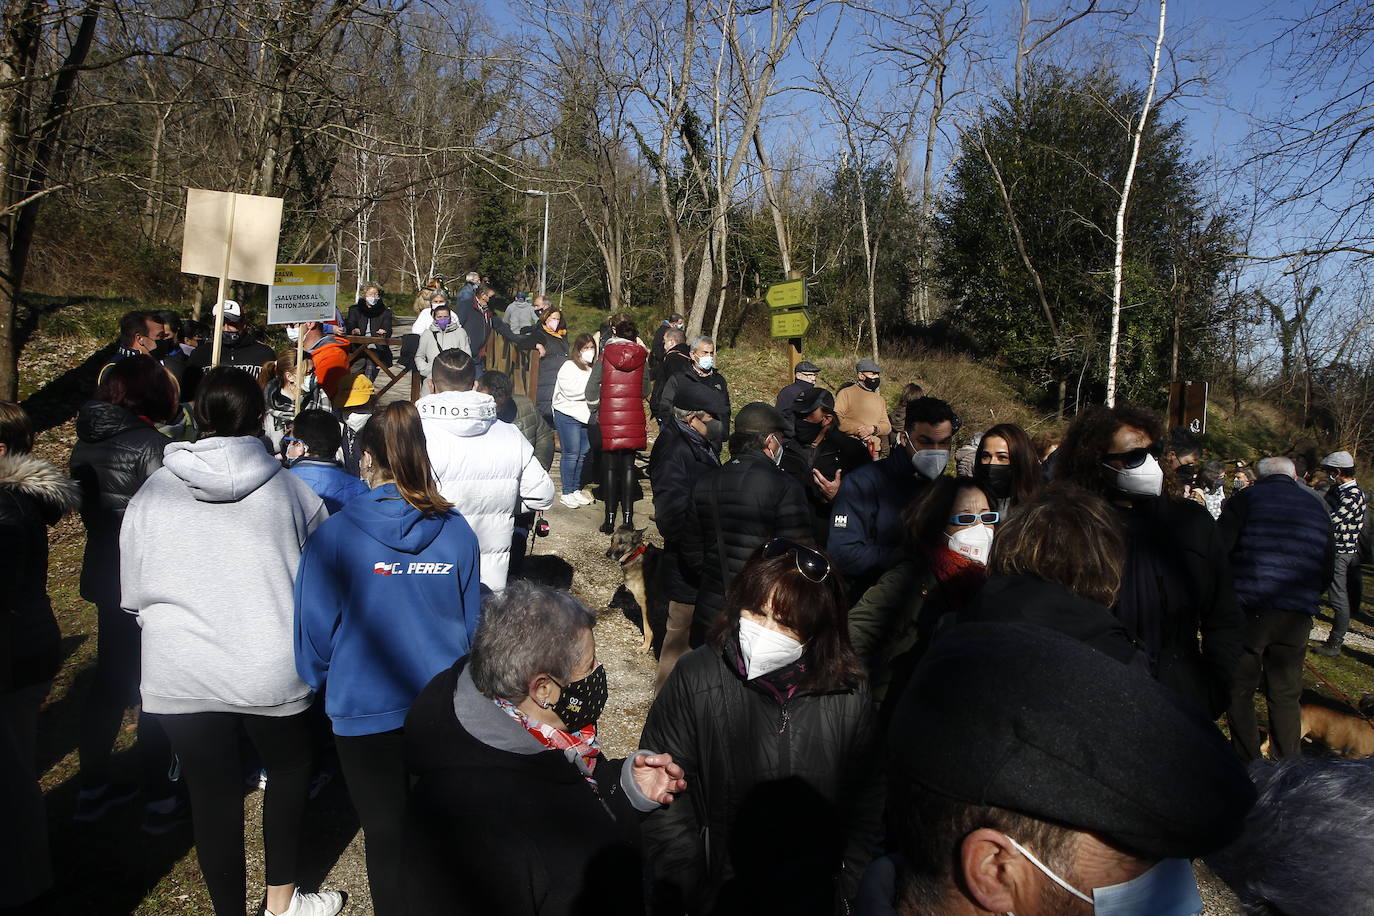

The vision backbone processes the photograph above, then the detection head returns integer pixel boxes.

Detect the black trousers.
[1227,609,1313,761]
[336,730,408,916]
[78,602,173,798]
[160,709,315,916]
[602,449,638,525]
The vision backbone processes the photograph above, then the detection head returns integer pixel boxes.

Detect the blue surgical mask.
[697,354,714,371]
[435,317,451,330]
[1004,836,1203,916]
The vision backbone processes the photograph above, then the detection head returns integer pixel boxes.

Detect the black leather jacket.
[69,400,170,606]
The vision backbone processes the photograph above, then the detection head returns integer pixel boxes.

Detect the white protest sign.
[268,264,339,325]
[180,189,282,285]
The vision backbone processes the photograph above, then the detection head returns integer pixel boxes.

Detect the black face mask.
[978,463,1013,499]
[1175,464,1197,487]
[151,338,175,358]
[703,418,724,442]
[860,377,881,392]
[550,665,608,732]
[795,418,824,444]
[222,330,242,346]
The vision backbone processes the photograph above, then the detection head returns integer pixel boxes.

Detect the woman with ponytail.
[294,400,481,915]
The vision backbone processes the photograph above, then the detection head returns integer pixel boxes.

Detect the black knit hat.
[887,622,1256,859]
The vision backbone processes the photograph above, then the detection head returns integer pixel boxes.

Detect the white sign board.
[180,189,283,286]
[268,264,339,325]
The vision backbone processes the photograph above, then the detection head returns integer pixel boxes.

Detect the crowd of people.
[1,285,1371,916]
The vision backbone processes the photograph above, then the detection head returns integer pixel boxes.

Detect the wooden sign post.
[180,189,284,366]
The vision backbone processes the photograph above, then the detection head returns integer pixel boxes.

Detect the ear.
[528,673,557,708]
[959,828,1033,913]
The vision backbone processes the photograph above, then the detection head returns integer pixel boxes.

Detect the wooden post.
[209,193,238,368]
[788,338,802,374]
[292,331,305,415]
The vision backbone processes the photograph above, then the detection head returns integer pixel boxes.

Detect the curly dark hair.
[1056,405,1183,500]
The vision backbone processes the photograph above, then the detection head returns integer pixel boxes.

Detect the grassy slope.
[17,295,1374,913]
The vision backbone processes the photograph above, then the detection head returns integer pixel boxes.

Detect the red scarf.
[927,546,989,614]
[493,696,600,784]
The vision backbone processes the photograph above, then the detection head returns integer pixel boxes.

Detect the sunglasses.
[1102,443,1161,469]
[948,511,1000,526]
[762,538,830,583]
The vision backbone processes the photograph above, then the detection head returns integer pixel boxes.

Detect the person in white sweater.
[552,334,597,507]
[119,368,340,916]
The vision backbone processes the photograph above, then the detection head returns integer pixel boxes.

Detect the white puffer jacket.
[417,389,555,590]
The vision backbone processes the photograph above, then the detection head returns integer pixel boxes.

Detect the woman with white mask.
[552,333,597,507]
[1054,405,1244,721]
[847,477,997,712]
[261,350,331,454]
[640,540,880,915]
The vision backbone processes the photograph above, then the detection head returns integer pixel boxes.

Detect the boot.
[600,458,618,534]
[620,451,636,529]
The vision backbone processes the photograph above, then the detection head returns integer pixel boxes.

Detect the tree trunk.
[1105,0,1166,407]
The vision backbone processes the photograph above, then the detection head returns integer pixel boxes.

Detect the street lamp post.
[524,189,550,297]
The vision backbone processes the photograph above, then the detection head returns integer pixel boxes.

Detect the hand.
[536,343,546,356]
[814,468,842,501]
[631,753,687,805]
[349,328,361,335]
[1190,489,1207,506]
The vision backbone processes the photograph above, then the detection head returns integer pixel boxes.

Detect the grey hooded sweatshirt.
[120,436,328,716]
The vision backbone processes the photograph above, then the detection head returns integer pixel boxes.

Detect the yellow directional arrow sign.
[771,309,810,339]
[765,279,807,309]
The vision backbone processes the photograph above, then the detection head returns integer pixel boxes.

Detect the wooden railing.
[339,324,541,404]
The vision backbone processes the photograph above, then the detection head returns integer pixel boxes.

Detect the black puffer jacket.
[0,453,80,691]
[648,418,720,603]
[680,452,814,630]
[69,401,170,607]
[513,325,569,418]
[640,638,880,914]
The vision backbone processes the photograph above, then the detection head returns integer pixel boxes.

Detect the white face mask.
[1004,836,1202,916]
[343,411,370,432]
[911,448,949,480]
[581,349,596,362]
[946,524,993,564]
[1103,454,1164,498]
[365,296,379,305]
[738,617,804,680]
[697,354,715,371]
[285,325,300,342]
[768,434,784,467]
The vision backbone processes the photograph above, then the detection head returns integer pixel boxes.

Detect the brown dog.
[1272,703,1374,758]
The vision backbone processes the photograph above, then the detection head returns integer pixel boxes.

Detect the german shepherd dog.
[606,525,666,654]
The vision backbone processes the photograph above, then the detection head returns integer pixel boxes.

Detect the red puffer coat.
[598,341,649,450]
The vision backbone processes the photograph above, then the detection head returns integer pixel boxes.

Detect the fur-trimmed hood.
[0,451,80,519]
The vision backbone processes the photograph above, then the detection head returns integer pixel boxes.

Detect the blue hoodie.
[288,458,370,513]
[294,482,482,736]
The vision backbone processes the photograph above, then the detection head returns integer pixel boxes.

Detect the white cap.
[1321,450,1355,469]
[216,299,242,320]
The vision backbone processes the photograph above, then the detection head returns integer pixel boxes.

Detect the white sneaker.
[264,889,344,916]
[560,493,582,509]
[571,491,593,506]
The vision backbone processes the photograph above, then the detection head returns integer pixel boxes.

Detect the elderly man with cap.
[679,402,813,643]
[1219,456,1334,759]
[781,387,871,545]
[835,358,891,454]
[776,360,820,437]
[1314,449,1368,656]
[647,383,723,691]
[859,622,1255,916]
[188,300,275,378]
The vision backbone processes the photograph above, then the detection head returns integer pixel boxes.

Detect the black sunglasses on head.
[763,538,830,583]
[1103,443,1162,469]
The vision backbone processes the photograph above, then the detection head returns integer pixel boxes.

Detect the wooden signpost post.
[766,278,810,373]
[179,188,283,367]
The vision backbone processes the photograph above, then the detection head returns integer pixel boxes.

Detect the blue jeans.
[554,411,590,494]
